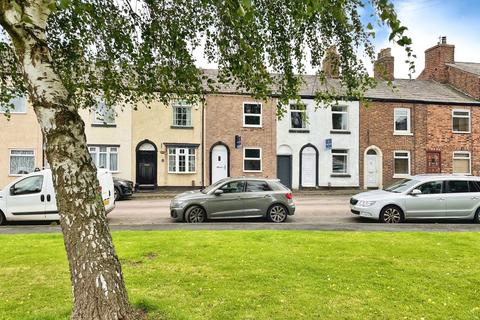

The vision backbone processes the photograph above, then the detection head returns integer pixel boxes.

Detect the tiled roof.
[201,69,480,105]
[447,62,480,76]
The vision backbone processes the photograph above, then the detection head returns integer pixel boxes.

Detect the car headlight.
[171,200,186,207]
[357,200,376,207]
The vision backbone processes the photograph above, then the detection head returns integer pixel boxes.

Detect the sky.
[194,0,480,79]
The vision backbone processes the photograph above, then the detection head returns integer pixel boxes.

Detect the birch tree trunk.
[0,2,135,319]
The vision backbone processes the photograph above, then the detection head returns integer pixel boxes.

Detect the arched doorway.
[277,145,293,188]
[364,146,383,189]
[210,142,229,184]
[300,144,319,188]
[136,140,157,189]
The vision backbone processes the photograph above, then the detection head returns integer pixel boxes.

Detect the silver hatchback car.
[350,175,480,223]
[170,177,295,223]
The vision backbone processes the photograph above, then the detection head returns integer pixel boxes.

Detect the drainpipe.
[201,96,205,188]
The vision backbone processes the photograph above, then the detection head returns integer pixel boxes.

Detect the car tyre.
[267,204,288,223]
[474,208,480,224]
[114,187,121,202]
[379,205,404,223]
[0,211,6,226]
[185,205,207,223]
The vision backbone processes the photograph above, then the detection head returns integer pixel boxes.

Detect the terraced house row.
[1,38,480,190]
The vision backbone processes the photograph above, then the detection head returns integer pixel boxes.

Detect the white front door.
[366,154,378,187]
[212,145,228,183]
[301,147,316,187]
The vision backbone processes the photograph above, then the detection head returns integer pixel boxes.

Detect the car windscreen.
[384,179,420,193]
[201,178,229,194]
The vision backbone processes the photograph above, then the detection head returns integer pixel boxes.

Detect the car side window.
[417,181,442,194]
[219,181,246,194]
[10,175,44,196]
[469,181,480,193]
[246,181,272,192]
[446,180,469,193]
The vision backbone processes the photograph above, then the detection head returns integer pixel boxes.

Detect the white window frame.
[88,146,119,172]
[0,96,27,114]
[243,102,262,128]
[393,150,411,178]
[243,147,262,172]
[93,101,116,125]
[289,103,308,130]
[393,108,412,135]
[453,151,471,175]
[452,109,471,134]
[331,149,349,174]
[9,148,36,176]
[172,102,192,127]
[167,147,196,174]
[331,106,349,132]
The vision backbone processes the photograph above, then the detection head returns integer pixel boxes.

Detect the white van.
[0,169,115,225]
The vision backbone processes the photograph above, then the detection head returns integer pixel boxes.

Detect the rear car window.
[269,181,289,191]
[469,181,480,192]
[446,180,469,193]
[246,181,272,192]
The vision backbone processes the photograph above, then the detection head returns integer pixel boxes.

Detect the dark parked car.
[113,177,134,201]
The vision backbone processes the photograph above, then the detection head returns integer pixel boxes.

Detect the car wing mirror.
[214,189,224,196]
[411,189,422,196]
[9,186,16,196]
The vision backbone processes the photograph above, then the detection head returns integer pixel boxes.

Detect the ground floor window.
[453,151,471,174]
[89,146,118,172]
[394,151,410,176]
[244,148,262,172]
[168,147,196,173]
[332,149,348,174]
[9,149,35,175]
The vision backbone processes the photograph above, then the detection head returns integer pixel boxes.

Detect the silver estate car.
[350,175,480,223]
[170,177,295,223]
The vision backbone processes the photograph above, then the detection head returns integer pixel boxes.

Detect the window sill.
[330,130,350,134]
[393,174,410,179]
[243,170,263,173]
[452,131,471,134]
[243,125,262,128]
[168,172,197,175]
[170,125,194,130]
[393,132,413,136]
[289,129,310,133]
[330,174,351,178]
[92,124,117,128]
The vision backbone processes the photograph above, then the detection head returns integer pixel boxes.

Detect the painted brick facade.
[205,94,277,184]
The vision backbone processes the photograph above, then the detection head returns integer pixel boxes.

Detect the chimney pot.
[441,36,447,44]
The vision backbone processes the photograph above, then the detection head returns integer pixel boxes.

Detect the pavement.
[1,194,480,234]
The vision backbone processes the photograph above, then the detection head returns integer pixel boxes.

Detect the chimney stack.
[417,36,455,83]
[374,48,395,81]
[321,47,340,78]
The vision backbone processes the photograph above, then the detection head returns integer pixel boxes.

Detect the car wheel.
[379,205,404,223]
[267,204,288,223]
[0,211,6,226]
[185,206,207,223]
[474,208,480,224]
[114,187,121,202]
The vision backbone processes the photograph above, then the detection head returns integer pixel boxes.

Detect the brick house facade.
[204,94,277,184]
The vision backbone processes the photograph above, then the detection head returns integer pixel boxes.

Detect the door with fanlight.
[211,145,228,184]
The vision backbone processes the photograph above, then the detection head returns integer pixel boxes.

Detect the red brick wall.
[447,66,480,99]
[418,44,455,83]
[205,94,277,184]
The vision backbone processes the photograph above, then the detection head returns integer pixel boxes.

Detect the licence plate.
[103,199,110,206]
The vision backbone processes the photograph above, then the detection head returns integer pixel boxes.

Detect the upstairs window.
[452,110,470,133]
[394,108,411,134]
[93,101,115,125]
[453,151,471,174]
[0,96,27,114]
[331,106,348,131]
[290,104,307,129]
[9,149,35,175]
[172,102,192,127]
[243,103,262,127]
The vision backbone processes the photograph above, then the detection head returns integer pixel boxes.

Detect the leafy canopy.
[0,0,412,113]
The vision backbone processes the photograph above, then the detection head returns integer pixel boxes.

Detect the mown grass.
[0,231,479,319]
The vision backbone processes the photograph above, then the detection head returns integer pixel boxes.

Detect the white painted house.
[277,98,360,189]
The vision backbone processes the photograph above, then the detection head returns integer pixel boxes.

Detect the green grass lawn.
[0,231,479,320]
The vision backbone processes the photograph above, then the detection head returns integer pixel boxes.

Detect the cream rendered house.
[0,97,44,188]
[132,100,204,189]
[79,103,133,181]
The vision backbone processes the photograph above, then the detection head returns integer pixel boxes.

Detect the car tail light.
[285,192,293,200]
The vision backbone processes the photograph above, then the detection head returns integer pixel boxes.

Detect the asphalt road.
[1,195,480,233]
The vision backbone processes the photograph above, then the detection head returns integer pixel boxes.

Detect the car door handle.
[40,195,45,202]
[472,197,479,200]
[47,194,51,202]
[437,198,445,201]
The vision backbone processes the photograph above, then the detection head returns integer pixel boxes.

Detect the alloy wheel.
[269,205,287,223]
[187,207,206,223]
[382,207,402,223]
